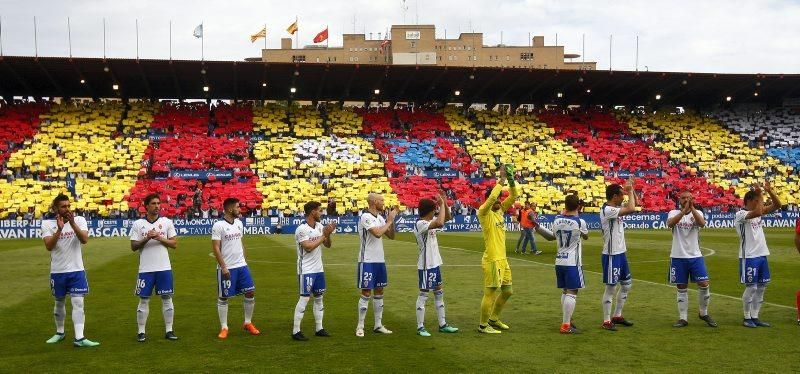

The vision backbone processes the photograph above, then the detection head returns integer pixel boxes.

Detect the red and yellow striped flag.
[250,27,267,43]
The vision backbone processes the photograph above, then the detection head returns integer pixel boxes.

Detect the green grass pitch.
[0,228,798,372]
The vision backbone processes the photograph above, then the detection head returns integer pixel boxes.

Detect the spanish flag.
[286,20,298,35]
[250,27,267,43]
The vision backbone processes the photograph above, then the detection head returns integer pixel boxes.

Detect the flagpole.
[103,17,106,59]
[326,24,329,48]
[169,20,172,60]
[582,33,585,70]
[294,16,298,49]
[201,21,204,61]
[68,17,72,58]
[609,34,612,71]
[0,15,4,57]
[135,19,139,60]
[34,16,38,58]
[264,23,267,51]
[635,34,639,72]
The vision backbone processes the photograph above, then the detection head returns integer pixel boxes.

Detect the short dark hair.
[565,194,581,211]
[52,193,70,208]
[418,198,437,217]
[144,193,160,205]
[606,184,623,200]
[223,197,240,211]
[304,201,322,216]
[743,191,759,204]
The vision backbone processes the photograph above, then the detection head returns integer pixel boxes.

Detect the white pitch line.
[209,254,537,267]
[437,245,794,310]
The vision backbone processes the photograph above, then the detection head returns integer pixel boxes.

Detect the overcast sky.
[0,0,798,73]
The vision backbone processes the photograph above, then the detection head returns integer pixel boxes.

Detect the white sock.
[293,296,310,334]
[54,298,66,334]
[751,283,767,319]
[161,295,174,333]
[698,286,711,316]
[313,295,324,332]
[71,296,85,340]
[357,295,370,329]
[415,292,428,329]
[137,297,150,334]
[243,297,255,324]
[562,293,577,324]
[742,284,757,319]
[677,289,689,321]
[613,281,632,318]
[373,295,385,329]
[602,284,616,322]
[433,289,446,328]
[217,299,229,329]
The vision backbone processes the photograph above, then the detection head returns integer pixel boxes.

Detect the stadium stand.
[1,98,799,220]
[3,101,146,218]
[623,111,799,207]
[465,110,607,213]
[712,107,800,170]
[541,111,740,212]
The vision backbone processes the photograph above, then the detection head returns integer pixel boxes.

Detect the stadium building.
[258,24,596,70]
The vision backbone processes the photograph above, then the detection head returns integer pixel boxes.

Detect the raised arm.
[479,180,504,216]
[428,193,449,230]
[762,181,782,215]
[619,178,637,216]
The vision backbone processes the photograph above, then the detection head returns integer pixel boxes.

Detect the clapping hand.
[323,222,336,236]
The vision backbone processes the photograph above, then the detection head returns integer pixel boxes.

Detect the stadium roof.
[1,55,798,107]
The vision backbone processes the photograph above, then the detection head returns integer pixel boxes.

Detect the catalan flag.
[251,27,267,43]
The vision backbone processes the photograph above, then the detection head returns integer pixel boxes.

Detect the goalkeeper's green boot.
[73,338,100,347]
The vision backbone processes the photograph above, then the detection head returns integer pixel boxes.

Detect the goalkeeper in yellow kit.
[478,164,519,334]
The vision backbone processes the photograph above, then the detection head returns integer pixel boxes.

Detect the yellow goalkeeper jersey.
[478,183,519,262]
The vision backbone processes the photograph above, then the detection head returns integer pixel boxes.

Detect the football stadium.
[0,2,799,372]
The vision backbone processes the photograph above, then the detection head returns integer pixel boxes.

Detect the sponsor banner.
[169,170,234,180]
[422,170,460,178]
[603,170,663,179]
[1,211,798,238]
[147,134,171,141]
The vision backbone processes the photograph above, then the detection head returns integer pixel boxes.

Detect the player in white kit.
[355,193,399,337]
[42,194,99,347]
[736,182,781,328]
[666,191,717,328]
[130,193,179,342]
[413,192,459,337]
[292,201,336,341]
[533,194,589,334]
[212,197,260,338]
[599,179,636,331]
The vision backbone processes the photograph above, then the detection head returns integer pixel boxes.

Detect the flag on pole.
[286,20,298,35]
[193,24,203,38]
[251,27,267,43]
[313,27,328,43]
[379,35,390,54]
